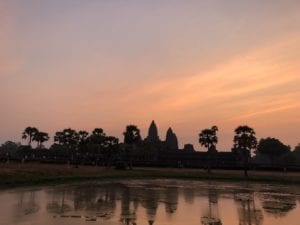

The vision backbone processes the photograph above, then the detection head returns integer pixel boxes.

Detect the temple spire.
[165,127,178,150]
[146,120,160,143]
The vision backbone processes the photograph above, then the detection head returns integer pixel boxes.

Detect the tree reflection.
[12,190,40,225]
[234,191,263,225]
[46,189,71,214]
[201,188,222,225]
[259,192,296,217]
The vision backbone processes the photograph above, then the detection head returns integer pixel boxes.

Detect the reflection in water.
[164,186,178,214]
[14,191,39,216]
[1,180,300,225]
[259,192,296,217]
[120,186,137,225]
[234,191,263,225]
[201,188,222,225]
[47,189,71,214]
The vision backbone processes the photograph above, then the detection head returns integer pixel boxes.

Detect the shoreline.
[1,163,300,188]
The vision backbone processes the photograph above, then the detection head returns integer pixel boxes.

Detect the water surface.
[0,180,300,225]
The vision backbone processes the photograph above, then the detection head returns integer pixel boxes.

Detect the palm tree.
[33,132,50,148]
[123,125,141,169]
[199,126,218,173]
[22,127,39,147]
[233,125,257,177]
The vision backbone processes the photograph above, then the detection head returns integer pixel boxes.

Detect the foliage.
[256,137,290,162]
[199,126,218,173]
[0,141,20,158]
[33,132,50,148]
[233,126,257,156]
[54,128,79,150]
[294,144,300,154]
[22,127,39,146]
[123,125,141,145]
[199,126,218,152]
[233,125,257,177]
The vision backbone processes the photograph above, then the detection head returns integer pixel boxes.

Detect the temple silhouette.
[145,120,178,150]
[131,120,237,168]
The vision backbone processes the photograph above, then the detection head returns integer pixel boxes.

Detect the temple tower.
[146,120,160,143]
[165,127,178,150]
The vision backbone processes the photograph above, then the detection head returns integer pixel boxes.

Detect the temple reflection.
[3,180,299,225]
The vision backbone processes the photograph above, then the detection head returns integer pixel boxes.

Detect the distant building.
[140,120,237,168]
[183,144,195,152]
[165,128,178,150]
[145,120,160,143]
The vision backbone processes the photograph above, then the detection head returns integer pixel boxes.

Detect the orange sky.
[0,0,300,150]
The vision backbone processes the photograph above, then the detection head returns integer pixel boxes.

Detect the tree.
[0,141,20,162]
[123,125,141,169]
[78,130,89,144]
[199,126,218,173]
[123,125,141,145]
[33,132,50,148]
[54,128,79,150]
[199,126,218,151]
[78,130,89,152]
[294,144,300,155]
[22,127,39,147]
[256,138,290,163]
[90,128,106,145]
[293,144,300,164]
[233,125,257,177]
[102,136,119,167]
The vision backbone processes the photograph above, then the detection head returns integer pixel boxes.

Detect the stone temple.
[141,120,236,168]
[144,120,179,150]
[145,120,160,143]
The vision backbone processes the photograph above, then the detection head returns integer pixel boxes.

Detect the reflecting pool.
[0,179,299,225]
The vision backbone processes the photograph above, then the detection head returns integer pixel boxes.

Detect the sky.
[1,0,300,150]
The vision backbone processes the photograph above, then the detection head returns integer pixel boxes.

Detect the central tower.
[146,120,160,143]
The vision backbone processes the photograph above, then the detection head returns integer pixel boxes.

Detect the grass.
[1,163,300,188]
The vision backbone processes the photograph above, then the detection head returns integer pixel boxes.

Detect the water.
[0,179,299,225]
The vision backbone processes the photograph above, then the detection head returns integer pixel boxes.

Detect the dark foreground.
[1,163,300,188]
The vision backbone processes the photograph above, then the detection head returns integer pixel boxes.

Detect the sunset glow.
[1,0,300,150]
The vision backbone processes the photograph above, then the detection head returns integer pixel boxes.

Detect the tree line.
[1,124,300,175]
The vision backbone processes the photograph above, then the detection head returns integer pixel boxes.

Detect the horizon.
[1,0,300,150]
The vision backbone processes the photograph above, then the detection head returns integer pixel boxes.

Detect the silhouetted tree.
[233,126,257,177]
[90,128,106,144]
[102,136,119,167]
[22,127,39,147]
[123,125,141,169]
[256,138,290,164]
[293,144,300,162]
[33,131,49,148]
[78,130,89,145]
[294,144,300,153]
[0,141,20,162]
[199,126,218,173]
[86,128,107,163]
[123,125,141,144]
[54,128,79,151]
